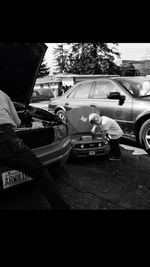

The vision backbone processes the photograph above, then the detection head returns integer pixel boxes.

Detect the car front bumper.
[71,144,110,157]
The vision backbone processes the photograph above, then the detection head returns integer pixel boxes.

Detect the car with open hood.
[48,76,150,155]
[66,107,110,157]
[0,43,71,190]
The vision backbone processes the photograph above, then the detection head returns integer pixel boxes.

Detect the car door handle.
[65,103,69,106]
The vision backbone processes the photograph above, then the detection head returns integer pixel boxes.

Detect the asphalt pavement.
[51,141,150,210]
[0,139,149,210]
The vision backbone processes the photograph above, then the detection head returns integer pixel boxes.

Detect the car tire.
[139,119,150,155]
[56,110,67,123]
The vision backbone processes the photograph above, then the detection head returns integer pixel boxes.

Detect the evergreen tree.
[37,58,50,78]
[53,44,70,74]
[53,43,121,75]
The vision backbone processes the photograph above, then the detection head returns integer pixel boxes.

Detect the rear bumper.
[33,136,71,166]
[0,137,71,190]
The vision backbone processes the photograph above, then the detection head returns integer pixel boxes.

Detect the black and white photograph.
[1,42,150,211]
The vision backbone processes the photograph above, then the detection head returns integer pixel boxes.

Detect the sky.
[117,43,150,60]
[45,43,150,73]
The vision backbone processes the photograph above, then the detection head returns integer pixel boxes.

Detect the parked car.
[48,76,150,155]
[0,43,71,191]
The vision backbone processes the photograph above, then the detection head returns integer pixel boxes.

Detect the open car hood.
[0,43,47,106]
[67,107,101,135]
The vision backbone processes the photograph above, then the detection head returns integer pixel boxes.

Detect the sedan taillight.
[55,124,68,140]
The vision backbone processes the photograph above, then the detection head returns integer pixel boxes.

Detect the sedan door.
[63,81,95,113]
[90,79,133,136]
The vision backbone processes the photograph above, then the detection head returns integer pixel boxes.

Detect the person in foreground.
[89,113,123,161]
[0,89,70,209]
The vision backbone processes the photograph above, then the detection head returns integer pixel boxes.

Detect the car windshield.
[116,78,150,98]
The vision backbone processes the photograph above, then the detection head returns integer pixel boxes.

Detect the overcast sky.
[45,43,150,73]
[117,43,150,60]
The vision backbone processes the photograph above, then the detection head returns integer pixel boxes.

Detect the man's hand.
[91,125,97,135]
[91,129,96,135]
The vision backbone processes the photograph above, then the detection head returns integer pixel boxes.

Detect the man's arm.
[91,125,97,135]
[101,129,107,139]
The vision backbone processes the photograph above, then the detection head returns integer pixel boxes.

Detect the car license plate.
[89,151,95,156]
[2,170,33,189]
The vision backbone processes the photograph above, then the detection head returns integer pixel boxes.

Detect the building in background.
[34,63,150,101]
[33,74,120,99]
[33,76,62,100]
[55,74,119,85]
[115,59,150,76]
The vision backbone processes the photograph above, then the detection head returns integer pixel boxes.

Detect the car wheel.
[139,119,150,155]
[56,110,67,123]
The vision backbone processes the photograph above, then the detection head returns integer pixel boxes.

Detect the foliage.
[53,43,122,75]
[37,58,50,78]
[53,44,70,73]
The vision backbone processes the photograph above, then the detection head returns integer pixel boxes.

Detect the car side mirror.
[107,92,121,99]
[107,92,125,105]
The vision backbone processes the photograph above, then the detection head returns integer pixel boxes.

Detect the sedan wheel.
[139,119,150,155]
[56,110,67,124]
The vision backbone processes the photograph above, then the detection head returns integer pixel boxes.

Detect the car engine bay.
[15,103,64,149]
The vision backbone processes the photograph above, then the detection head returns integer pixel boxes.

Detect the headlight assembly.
[55,124,68,139]
[98,143,102,147]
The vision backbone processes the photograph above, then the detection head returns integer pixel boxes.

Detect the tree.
[53,44,70,74]
[53,43,121,75]
[37,58,50,78]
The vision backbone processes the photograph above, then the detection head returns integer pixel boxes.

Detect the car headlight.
[80,144,84,149]
[55,124,68,140]
[98,143,102,147]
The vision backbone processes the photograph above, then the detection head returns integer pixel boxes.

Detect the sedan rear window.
[68,82,93,99]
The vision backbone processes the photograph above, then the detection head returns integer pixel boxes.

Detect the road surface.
[0,139,150,210]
